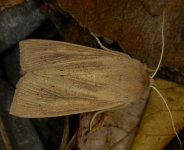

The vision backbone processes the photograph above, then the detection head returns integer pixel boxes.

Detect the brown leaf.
[56,0,184,71]
[131,79,184,150]
[0,0,26,9]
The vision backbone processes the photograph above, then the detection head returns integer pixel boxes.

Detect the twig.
[0,115,12,150]
[59,116,69,150]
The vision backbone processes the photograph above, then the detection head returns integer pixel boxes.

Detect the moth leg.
[89,110,105,131]
[89,111,112,134]
[89,104,125,131]
[91,32,111,51]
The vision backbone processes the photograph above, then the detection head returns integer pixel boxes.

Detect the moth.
[10,39,151,118]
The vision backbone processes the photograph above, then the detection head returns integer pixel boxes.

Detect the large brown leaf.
[56,0,184,71]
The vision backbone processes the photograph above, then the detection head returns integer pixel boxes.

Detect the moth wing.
[9,72,119,118]
[19,39,123,73]
[11,39,150,118]
[10,60,150,118]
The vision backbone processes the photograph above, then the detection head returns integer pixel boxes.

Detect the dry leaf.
[131,79,184,150]
[56,0,184,71]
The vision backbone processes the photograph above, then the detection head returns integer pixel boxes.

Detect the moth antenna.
[150,85,182,145]
[91,32,111,51]
[151,11,165,78]
[150,11,182,145]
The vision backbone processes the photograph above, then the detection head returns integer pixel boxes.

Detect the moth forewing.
[19,39,122,73]
[10,40,150,118]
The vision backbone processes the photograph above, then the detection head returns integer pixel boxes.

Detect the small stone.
[3,45,21,86]
[0,1,46,53]
[3,20,60,86]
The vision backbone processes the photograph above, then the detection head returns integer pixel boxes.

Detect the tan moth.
[10,39,150,117]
